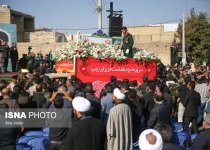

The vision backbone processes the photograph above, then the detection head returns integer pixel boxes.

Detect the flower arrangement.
[133,49,161,62]
[52,39,160,63]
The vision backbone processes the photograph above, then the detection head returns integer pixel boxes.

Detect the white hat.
[72,97,91,112]
[113,88,125,100]
[139,129,163,150]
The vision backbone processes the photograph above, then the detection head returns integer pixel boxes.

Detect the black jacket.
[63,117,106,150]
[193,128,210,150]
[183,90,201,117]
[127,99,143,142]
[86,94,101,119]
[164,92,172,103]
[179,84,189,104]
[148,100,172,130]
[10,47,18,60]
[162,142,185,150]
[31,92,47,108]
[141,91,155,117]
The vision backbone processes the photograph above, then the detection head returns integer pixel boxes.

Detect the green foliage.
[176,8,210,65]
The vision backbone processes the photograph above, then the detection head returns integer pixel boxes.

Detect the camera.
[28,46,33,50]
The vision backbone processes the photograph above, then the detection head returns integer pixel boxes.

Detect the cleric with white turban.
[72,96,91,112]
[139,129,163,150]
[113,88,125,100]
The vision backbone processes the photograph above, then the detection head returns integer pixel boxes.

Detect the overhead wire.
[155,19,182,25]
[88,0,94,9]
[102,0,107,10]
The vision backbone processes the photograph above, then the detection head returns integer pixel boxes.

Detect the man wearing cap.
[107,88,133,150]
[63,97,106,150]
[121,26,134,58]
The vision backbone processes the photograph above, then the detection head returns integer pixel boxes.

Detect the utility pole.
[182,13,186,66]
[98,0,102,29]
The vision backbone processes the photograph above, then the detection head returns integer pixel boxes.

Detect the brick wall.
[17,42,67,57]
[0,10,10,24]
[128,26,164,35]
[135,41,171,65]
[27,32,56,43]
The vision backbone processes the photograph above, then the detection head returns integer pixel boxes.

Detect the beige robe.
[107,103,133,150]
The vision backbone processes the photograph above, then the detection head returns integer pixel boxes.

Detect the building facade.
[0,5,35,42]
[0,5,179,65]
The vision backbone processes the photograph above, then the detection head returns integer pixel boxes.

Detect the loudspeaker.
[109,17,123,37]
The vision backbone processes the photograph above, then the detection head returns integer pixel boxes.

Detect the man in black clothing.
[193,112,210,150]
[157,60,165,75]
[19,54,27,69]
[148,91,172,130]
[155,82,172,103]
[85,85,101,119]
[127,89,143,142]
[178,77,191,122]
[10,42,18,72]
[47,96,72,150]
[2,41,10,72]
[141,80,155,127]
[0,103,18,150]
[31,84,47,108]
[183,81,201,133]
[63,97,106,150]
[158,125,185,150]
[121,82,129,104]
[44,78,56,93]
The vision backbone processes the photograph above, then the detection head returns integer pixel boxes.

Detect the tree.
[176,8,210,65]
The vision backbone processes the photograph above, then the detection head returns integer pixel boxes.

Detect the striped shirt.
[195,83,210,103]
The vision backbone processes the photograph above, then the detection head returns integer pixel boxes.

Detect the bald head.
[146,133,157,145]
[2,88,10,97]
[57,86,67,93]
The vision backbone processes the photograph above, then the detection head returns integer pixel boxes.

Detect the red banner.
[76,57,157,97]
[55,60,74,73]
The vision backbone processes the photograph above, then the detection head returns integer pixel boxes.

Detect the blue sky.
[1,0,210,34]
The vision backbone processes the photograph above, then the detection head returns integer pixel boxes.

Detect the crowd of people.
[0,62,209,150]
[0,37,210,150]
[0,39,56,74]
[0,41,19,73]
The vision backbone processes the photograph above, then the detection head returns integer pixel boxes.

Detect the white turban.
[113,88,125,100]
[139,129,163,150]
[72,97,91,112]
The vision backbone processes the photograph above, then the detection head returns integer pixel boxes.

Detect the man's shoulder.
[163,142,185,150]
[139,83,146,88]
[19,94,28,99]
[199,128,210,136]
[102,94,112,100]
[33,93,44,98]
[73,117,104,127]
[192,90,200,96]
[0,98,17,104]
[143,92,153,99]
[113,103,130,110]
[86,94,100,101]
[127,32,133,36]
